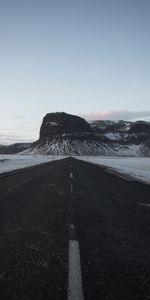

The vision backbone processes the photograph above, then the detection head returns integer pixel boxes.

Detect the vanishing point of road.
[0,157,150,299]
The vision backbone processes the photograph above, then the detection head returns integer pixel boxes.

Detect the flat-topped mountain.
[40,112,93,139]
[23,112,104,155]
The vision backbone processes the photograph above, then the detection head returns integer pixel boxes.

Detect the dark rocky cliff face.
[39,112,93,140]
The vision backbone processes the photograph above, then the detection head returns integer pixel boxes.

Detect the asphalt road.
[0,157,150,299]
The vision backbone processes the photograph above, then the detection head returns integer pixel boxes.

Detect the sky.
[0,0,150,144]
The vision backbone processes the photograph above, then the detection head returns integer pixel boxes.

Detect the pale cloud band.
[0,133,34,145]
[0,127,38,145]
[82,111,150,122]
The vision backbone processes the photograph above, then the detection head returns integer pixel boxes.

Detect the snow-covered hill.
[90,120,150,157]
[24,138,116,156]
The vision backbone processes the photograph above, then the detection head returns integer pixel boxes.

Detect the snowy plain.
[0,154,150,185]
[0,154,64,174]
[78,156,150,185]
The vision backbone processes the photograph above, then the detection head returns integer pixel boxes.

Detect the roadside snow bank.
[0,154,64,174]
[78,156,150,184]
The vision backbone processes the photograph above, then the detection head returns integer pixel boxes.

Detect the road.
[0,157,150,299]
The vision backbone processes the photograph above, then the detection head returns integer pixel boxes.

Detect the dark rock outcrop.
[39,112,93,139]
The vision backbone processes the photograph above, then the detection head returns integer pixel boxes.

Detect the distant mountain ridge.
[22,112,150,156]
[0,143,32,154]
[90,119,150,156]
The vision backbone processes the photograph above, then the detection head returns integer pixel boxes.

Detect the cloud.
[0,127,38,145]
[81,111,150,122]
[0,133,35,145]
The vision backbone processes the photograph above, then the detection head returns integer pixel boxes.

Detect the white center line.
[70,183,73,194]
[70,172,73,179]
[139,203,150,207]
[68,227,84,300]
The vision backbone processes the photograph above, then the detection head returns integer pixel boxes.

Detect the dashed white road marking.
[139,203,150,208]
[70,172,73,179]
[68,226,84,300]
[70,183,73,194]
[70,224,75,231]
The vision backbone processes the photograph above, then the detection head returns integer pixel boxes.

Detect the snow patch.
[78,156,150,184]
[104,132,122,140]
[0,154,64,174]
[45,121,58,126]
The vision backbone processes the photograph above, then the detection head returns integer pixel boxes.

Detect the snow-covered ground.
[78,156,150,184]
[0,154,150,185]
[0,154,65,174]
